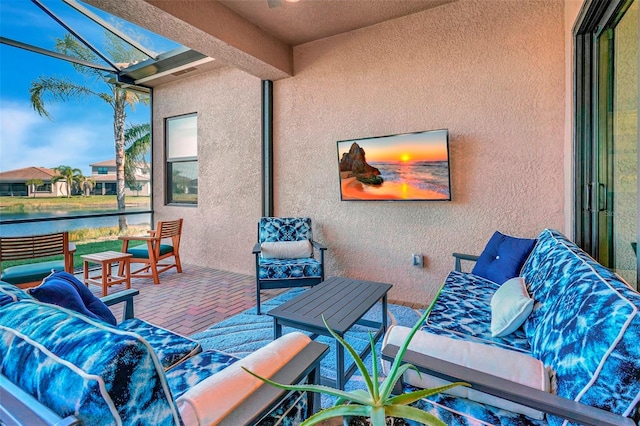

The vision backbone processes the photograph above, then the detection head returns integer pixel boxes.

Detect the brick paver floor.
[83,264,420,337]
[83,263,287,336]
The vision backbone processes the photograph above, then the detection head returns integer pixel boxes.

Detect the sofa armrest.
[220,340,328,425]
[381,344,634,426]
[100,289,139,322]
[177,332,329,426]
[252,242,262,255]
[452,252,479,272]
[311,240,327,251]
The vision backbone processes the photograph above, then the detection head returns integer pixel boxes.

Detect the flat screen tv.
[337,129,451,201]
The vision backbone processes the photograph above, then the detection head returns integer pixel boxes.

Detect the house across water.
[0,160,150,197]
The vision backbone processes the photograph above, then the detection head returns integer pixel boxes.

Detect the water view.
[0,209,151,237]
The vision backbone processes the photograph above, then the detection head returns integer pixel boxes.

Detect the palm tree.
[29,33,149,231]
[25,178,44,198]
[124,123,151,190]
[78,175,96,197]
[51,165,82,198]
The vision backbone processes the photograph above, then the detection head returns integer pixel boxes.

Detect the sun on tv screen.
[337,129,451,201]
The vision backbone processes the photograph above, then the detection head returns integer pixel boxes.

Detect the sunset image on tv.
[337,129,451,201]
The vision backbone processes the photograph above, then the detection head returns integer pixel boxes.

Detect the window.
[97,167,109,175]
[166,113,198,205]
[35,183,52,193]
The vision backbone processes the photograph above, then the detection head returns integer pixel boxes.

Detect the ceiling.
[218,0,457,46]
[87,0,458,84]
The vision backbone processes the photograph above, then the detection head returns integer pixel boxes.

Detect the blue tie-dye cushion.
[522,229,640,424]
[28,271,117,325]
[118,317,202,370]
[471,231,536,284]
[0,280,34,301]
[0,293,14,307]
[0,300,181,425]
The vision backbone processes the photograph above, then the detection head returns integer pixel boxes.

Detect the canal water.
[0,209,151,237]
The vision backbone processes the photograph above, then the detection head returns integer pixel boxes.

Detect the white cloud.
[0,102,115,175]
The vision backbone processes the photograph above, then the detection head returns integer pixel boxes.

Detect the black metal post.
[261,80,274,218]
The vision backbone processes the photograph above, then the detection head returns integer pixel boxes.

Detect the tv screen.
[337,129,451,201]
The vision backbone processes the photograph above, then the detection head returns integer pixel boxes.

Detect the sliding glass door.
[575,0,638,288]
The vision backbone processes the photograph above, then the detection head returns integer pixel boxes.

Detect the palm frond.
[29,76,107,118]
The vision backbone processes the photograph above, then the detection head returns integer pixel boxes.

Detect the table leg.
[273,319,283,340]
[124,259,131,290]
[382,294,388,333]
[101,262,108,297]
[336,336,345,390]
[83,260,89,287]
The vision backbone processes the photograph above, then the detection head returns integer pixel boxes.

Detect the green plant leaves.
[243,283,466,425]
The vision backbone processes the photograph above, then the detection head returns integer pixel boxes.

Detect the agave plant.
[243,288,468,426]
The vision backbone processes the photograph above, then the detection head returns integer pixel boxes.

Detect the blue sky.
[0,0,179,175]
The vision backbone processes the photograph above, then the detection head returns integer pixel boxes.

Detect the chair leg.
[150,262,160,284]
[256,282,262,315]
[174,253,182,273]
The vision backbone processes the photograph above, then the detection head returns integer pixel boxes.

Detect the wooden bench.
[0,232,76,288]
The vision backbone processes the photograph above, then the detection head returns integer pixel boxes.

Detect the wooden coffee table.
[268,276,392,389]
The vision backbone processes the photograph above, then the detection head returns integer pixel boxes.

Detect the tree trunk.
[114,89,128,232]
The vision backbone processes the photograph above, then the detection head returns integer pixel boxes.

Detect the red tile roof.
[0,167,58,181]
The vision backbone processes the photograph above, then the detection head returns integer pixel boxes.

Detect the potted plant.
[243,288,468,426]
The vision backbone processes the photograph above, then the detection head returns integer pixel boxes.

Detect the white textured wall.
[273,0,566,304]
[152,67,263,274]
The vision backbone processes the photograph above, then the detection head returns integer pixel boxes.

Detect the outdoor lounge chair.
[119,218,183,284]
[253,217,326,314]
[0,232,76,288]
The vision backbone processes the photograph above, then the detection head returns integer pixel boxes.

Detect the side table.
[82,251,133,296]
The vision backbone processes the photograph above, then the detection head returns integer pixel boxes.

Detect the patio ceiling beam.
[84,0,293,81]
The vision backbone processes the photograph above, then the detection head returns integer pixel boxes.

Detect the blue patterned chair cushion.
[28,271,117,325]
[0,300,181,425]
[520,229,640,423]
[424,271,531,353]
[259,257,322,280]
[117,317,202,370]
[166,349,239,399]
[259,217,313,243]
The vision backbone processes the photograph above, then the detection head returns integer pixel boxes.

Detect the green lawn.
[0,195,150,211]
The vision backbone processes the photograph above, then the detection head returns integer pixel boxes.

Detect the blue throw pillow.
[472,231,536,284]
[28,271,117,325]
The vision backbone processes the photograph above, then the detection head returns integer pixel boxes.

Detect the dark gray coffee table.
[268,276,392,390]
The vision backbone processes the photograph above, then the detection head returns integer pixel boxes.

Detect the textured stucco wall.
[152,67,263,274]
[150,0,567,306]
[272,0,566,305]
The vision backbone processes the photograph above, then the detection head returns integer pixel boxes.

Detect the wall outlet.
[412,253,423,268]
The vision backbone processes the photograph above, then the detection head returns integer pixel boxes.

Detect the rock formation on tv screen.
[339,142,383,185]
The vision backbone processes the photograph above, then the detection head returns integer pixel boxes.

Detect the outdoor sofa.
[0,272,328,426]
[383,228,640,425]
